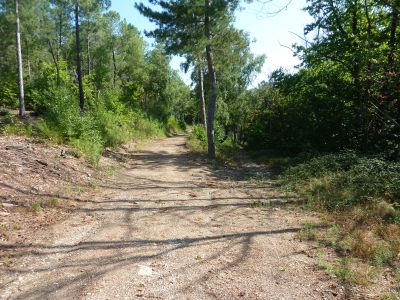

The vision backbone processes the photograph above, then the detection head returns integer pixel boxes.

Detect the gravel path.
[0,136,344,299]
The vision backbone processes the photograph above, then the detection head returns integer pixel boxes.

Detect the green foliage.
[280,152,400,211]
[187,124,240,161]
[31,201,42,212]
[373,244,395,267]
[243,65,358,154]
[166,116,182,136]
[191,124,207,142]
[187,125,208,153]
[0,112,33,136]
[318,258,353,282]
[297,222,317,241]
[250,200,271,208]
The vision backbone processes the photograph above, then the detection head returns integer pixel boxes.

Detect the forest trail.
[0,136,344,299]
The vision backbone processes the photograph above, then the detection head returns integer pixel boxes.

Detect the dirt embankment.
[0,136,96,248]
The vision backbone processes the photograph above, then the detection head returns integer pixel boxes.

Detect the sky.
[110,0,312,86]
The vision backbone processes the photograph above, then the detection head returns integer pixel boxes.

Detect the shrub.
[191,124,207,142]
[166,116,182,136]
[280,151,400,210]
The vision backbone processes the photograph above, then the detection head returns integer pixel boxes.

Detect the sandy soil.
[0,136,350,299]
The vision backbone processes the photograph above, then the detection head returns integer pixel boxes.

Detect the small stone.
[137,265,153,276]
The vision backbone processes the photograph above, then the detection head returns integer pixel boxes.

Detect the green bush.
[280,152,400,210]
[166,116,182,135]
[191,124,207,142]
[1,82,165,164]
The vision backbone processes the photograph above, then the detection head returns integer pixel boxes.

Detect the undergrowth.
[186,124,240,161]
[280,151,400,276]
[0,87,165,165]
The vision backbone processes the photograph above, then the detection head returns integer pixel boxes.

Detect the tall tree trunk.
[48,39,60,84]
[198,66,207,129]
[112,49,117,88]
[75,3,85,112]
[204,0,217,159]
[15,0,25,117]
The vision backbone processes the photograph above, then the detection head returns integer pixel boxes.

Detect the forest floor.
[0,135,393,299]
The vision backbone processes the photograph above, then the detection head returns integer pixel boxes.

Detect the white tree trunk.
[15,0,25,117]
[198,67,207,129]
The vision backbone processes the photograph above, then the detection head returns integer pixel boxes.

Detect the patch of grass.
[250,200,271,208]
[30,197,60,211]
[0,223,9,232]
[318,257,353,282]
[298,222,317,241]
[248,175,269,186]
[13,223,22,231]
[395,268,400,284]
[279,151,400,272]
[249,149,304,171]
[165,116,185,136]
[102,165,118,177]
[43,197,59,208]
[381,292,400,300]
[321,223,340,247]
[31,201,42,212]
[373,244,395,267]
[1,255,11,267]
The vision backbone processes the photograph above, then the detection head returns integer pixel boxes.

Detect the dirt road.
[0,136,344,299]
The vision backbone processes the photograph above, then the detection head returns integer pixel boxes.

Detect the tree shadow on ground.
[0,136,309,299]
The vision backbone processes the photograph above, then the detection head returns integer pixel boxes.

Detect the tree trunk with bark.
[198,66,207,129]
[75,3,85,112]
[204,0,217,159]
[15,0,25,117]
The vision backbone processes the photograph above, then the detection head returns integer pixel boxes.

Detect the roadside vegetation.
[278,152,400,286]
[186,124,240,163]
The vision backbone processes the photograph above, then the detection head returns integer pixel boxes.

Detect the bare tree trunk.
[48,39,60,84]
[204,0,217,159]
[198,66,207,129]
[15,0,25,117]
[75,3,85,112]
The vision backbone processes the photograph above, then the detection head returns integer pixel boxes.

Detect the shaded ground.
[0,136,355,299]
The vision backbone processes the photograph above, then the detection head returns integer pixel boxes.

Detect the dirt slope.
[0,135,96,246]
[0,136,348,299]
